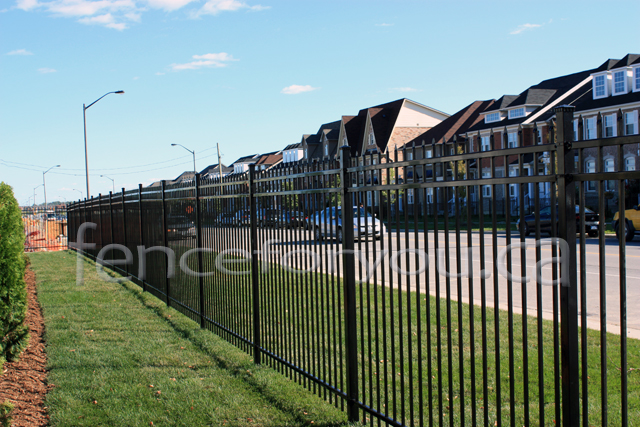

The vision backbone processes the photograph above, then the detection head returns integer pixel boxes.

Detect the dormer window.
[633,66,640,92]
[485,112,500,123]
[324,144,328,156]
[369,133,375,145]
[593,74,608,98]
[508,108,525,120]
[613,70,627,95]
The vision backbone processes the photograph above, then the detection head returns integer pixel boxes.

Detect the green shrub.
[0,182,29,363]
[0,400,14,427]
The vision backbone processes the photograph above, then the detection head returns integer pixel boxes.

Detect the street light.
[84,90,125,198]
[33,184,43,207]
[171,143,197,173]
[72,188,83,200]
[101,174,115,193]
[43,164,60,211]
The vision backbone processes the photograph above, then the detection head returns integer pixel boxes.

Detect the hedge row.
[0,182,28,365]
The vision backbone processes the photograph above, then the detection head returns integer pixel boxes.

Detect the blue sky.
[2,0,639,205]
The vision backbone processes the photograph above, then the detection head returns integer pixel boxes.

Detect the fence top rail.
[253,166,341,184]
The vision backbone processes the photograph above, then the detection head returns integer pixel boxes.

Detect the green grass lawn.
[30,251,356,427]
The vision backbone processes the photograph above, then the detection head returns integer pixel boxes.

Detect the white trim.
[612,69,628,95]
[525,75,593,124]
[592,72,609,99]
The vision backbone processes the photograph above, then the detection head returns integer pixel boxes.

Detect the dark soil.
[0,267,50,426]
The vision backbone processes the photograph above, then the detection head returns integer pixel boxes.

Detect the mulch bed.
[0,267,50,426]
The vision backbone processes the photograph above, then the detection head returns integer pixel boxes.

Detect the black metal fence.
[67,107,640,427]
[21,205,68,252]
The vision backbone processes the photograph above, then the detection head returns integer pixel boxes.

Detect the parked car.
[166,214,196,240]
[234,210,250,226]
[257,208,279,228]
[517,205,600,237]
[215,212,235,226]
[313,206,385,242]
[612,205,640,242]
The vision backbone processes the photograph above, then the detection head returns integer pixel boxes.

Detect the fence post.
[340,146,359,423]
[161,180,170,307]
[98,194,103,256]
[248,164,260,364]
[109,191,115,249]
[122,188,128,278]
[138,184,145,291]
[555,105,579,427]
[194,174,206,328]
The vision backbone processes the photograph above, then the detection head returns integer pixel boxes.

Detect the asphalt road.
[248,227,640,339]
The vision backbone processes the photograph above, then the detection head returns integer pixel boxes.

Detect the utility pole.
[217,143,223,181]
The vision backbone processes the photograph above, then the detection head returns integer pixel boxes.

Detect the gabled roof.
[255,151,283,166]
[606,54,640,70]
[230,154,259,166]
[481,95,518,113]
[283,142,301,151]
[342,113,365,156]
[199,163,232,175]
[172,171,195,182]
[404,99,494,147]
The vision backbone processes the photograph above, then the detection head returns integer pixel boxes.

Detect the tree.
[0,182,29,364]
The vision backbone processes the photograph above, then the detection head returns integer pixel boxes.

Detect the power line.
[0,146,217,173]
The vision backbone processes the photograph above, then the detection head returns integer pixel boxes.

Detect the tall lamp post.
[33,184,43,207]
[171,143,197,173]
[101,174,115,194]
[43,164,60,211]
[84,90,124,198]
[72,188,83,200]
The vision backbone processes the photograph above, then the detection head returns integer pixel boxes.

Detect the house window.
[509,167,519,198]
[369,133,375,145]
[604,114,616,137]
[324,144,328,156]
[507,132,518,148]
[343,137,347,146]
[573,119,579,141]
[485,112,500,123]
[508,108,525,119]
[585,159,596,191]
[407,189,414,204]
[481,136,490,151]
[304,148,308,158]
[625,111,638,135]
[426,149,433,158]
[585,117,596,140]
[426,188,433,204]
[626,156,636,171]
[594,74,607,98]
[482,171,491,197]
[537,129,543,145]
[634,67,640,91]
[468,137,474,152]
[613,70,627,95]
[605,158,615,191]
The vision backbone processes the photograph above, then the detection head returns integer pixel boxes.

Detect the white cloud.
[38,67,56,73]
[196,0,268,16]
[281,85,318,95]
[390,87,419,93]
[7,49,33,55]
[79,12,127,29]
[171,52,237,71]
[16,0,39,10]
[510,23,542,35]
[143,0,197,12]
[45,0,136,17]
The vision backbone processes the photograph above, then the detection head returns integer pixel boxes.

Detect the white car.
[314,206,385,242]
